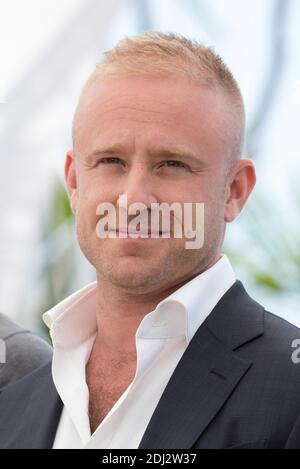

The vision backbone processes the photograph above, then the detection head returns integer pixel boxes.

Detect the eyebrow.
[85,145,204,166]
[85,146,123,164]
[148,148,204,166]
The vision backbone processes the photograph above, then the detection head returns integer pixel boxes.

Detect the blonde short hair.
[74,32,245,161]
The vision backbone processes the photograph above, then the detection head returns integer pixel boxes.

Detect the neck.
[92,253,221,356]
[93,274,186,355]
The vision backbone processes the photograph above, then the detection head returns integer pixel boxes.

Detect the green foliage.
[49,180,73,232]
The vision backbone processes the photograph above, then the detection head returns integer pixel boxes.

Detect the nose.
[117,163,158,209]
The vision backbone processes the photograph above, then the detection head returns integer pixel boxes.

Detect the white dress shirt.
[43,255,235,449]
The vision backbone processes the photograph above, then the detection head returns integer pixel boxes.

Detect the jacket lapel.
[0,361,63,448]
[139,281,264,449]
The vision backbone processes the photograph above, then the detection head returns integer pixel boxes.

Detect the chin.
[109,274,157,292]
[103,260,164,290]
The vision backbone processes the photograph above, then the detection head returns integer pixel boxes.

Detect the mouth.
[107,229,170,238]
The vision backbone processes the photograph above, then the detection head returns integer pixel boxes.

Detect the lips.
[116,229,164,235]
[110,228,169,235]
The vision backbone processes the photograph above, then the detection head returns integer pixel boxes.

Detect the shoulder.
[261,309,300,357]
[257,309,300,373]
[263,309,300,338]
[0,312,27,339]
[207,281,300,382]
[0,313,52,388]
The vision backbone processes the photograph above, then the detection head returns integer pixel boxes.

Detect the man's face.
[67,75,235,294]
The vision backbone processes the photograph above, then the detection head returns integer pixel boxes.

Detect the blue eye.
[99,157,122,165]
[162,160,186,168]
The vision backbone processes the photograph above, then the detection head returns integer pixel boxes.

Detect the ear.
[224,159,256,223]
[65,150,78,214]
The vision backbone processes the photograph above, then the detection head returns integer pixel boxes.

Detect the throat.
[86,350,137,434]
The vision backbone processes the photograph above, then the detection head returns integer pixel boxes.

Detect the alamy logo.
[95,194,205,250]
[291,339,300,364]
[0,339,6,364]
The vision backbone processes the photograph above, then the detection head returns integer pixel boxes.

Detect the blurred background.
[0,0,299,337]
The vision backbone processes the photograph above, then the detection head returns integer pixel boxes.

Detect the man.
[0,32,299,449]
[0,312,52,388]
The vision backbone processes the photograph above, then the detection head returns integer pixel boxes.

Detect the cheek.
[76,191,104,234]
[77,174,114,216]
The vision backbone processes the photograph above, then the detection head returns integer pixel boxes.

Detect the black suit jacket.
[285,415,300,448]
[1,281,300,449]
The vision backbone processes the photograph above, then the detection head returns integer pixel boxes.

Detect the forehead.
[73,76,232,159]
